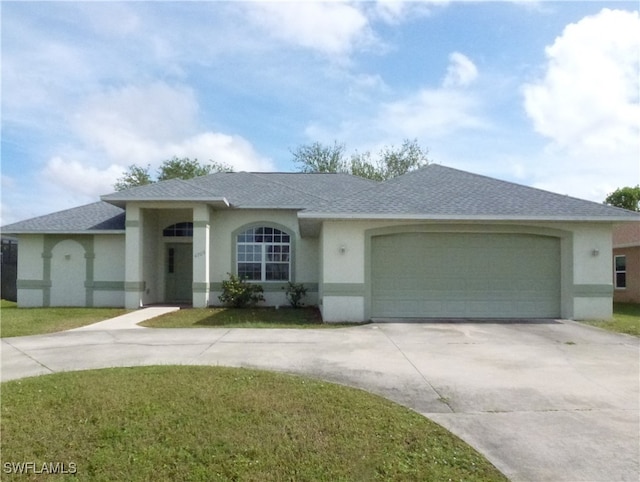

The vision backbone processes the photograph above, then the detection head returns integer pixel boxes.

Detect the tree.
[291,141,347,174]
[114,157,233,191]
[113,164,152,191]
[604,186,640,212]
[291,138,429,181]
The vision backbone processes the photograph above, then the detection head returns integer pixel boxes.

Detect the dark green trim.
[193,282,210,293]
[86,281,125,291]
[17,279,51,289]
[125,281,146,292]
[573,284,613,297]
[193,220,209,228]
[322,283,365,296]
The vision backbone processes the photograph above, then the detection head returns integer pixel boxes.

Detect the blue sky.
[2,1,639,224]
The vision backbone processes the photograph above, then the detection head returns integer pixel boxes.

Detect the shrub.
[285,281,307,308]
[219,273,265,308]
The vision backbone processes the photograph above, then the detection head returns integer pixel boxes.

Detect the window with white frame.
[614,255,626,289]
[237,226,291,281]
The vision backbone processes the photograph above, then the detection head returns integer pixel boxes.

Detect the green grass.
[0,300,128,338]
[583,303,640,337]
[141,306,359,329]
[0,366,506,481]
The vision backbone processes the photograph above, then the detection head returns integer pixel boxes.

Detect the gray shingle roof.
[300,164,640,220]
[5,166,638,234]
[102,172,377,208]
[2,202,125,234]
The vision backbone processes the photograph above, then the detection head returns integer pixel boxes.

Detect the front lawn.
[582,303,640,337]
[0,300,128,338]
[0,366,506,481]
[141,306,358,328]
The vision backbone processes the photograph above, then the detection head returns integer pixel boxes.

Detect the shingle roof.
[2,202,125,234]
[4,166,638,235]
[101,172,377,208]
[300,164,640,221]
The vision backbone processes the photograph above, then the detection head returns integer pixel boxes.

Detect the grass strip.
[0,300,128,338]
[582,302,640,337]
[141,306,360,328]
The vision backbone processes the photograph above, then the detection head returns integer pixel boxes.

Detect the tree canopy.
[604,186,640,212]
[114,157,233,191]
[291,139,430,181]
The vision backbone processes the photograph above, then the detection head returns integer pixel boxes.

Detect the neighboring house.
[2,165,639,321]
[612,222,640,303]
[1,236,18,302]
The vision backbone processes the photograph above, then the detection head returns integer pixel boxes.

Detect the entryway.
[165,243,193,303]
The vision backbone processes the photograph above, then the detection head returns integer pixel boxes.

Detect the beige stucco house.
[3,165,639,321]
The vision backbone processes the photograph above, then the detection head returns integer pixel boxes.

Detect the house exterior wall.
[208,209,319,307]
[121,204,319,309]
[16,235,45,307]
[319,220,615,322]
[16,233,125,307]
[613,246,640,303]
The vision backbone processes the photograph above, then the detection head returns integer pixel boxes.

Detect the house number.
[194,250,206,258]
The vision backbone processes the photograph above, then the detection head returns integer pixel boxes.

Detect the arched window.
[163,222,193,237]
[237,226,291,281]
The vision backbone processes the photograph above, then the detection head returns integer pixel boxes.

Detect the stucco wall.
[209,209,319,307]
[16,235,45,307]
[319,220,615,322]
[17,233,125,307]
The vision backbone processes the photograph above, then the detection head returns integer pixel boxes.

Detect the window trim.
[232,223,295,283]
[614,254,627,289]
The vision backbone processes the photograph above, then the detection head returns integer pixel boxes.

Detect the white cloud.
[37,82,275,203]
[370,1,440,24]
[522,8,640,201]
[376,88,485,139]
[245,2,376,57]
[306,50,485,144]
[43,157,124,197]
[523,9,639,152]
[443,52,479,88]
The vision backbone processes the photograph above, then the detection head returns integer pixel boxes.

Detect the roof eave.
[297,213,640,222]
[3,230,126,235]
[101,197,230,208]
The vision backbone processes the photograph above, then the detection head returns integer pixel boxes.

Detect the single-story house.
[3,165,639,321]
[612,222,640,303]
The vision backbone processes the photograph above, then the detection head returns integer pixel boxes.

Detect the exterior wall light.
[591,248,600,257]
[339,245,346,254]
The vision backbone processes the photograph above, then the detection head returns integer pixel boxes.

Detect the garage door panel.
[371,233,560,319]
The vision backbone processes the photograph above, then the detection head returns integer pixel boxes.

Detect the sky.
[2,0,639,225]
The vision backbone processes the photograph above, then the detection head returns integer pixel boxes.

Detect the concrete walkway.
[1,318,638,481]
[68,306,180,331]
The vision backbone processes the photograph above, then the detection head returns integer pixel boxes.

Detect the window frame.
[614,255,627,289]
[163,222,193,237]
[234,224,293,283]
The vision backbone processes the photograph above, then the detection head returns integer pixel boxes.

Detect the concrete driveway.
[2,319,638,481]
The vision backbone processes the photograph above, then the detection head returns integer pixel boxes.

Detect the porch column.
[124,205,145,309]
[192,205,211,308]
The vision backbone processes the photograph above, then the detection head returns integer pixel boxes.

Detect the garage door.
[371,233,560,319]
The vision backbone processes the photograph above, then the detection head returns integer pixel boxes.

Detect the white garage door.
[371,233,561,319]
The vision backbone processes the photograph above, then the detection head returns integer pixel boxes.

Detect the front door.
[166,243,193,303]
